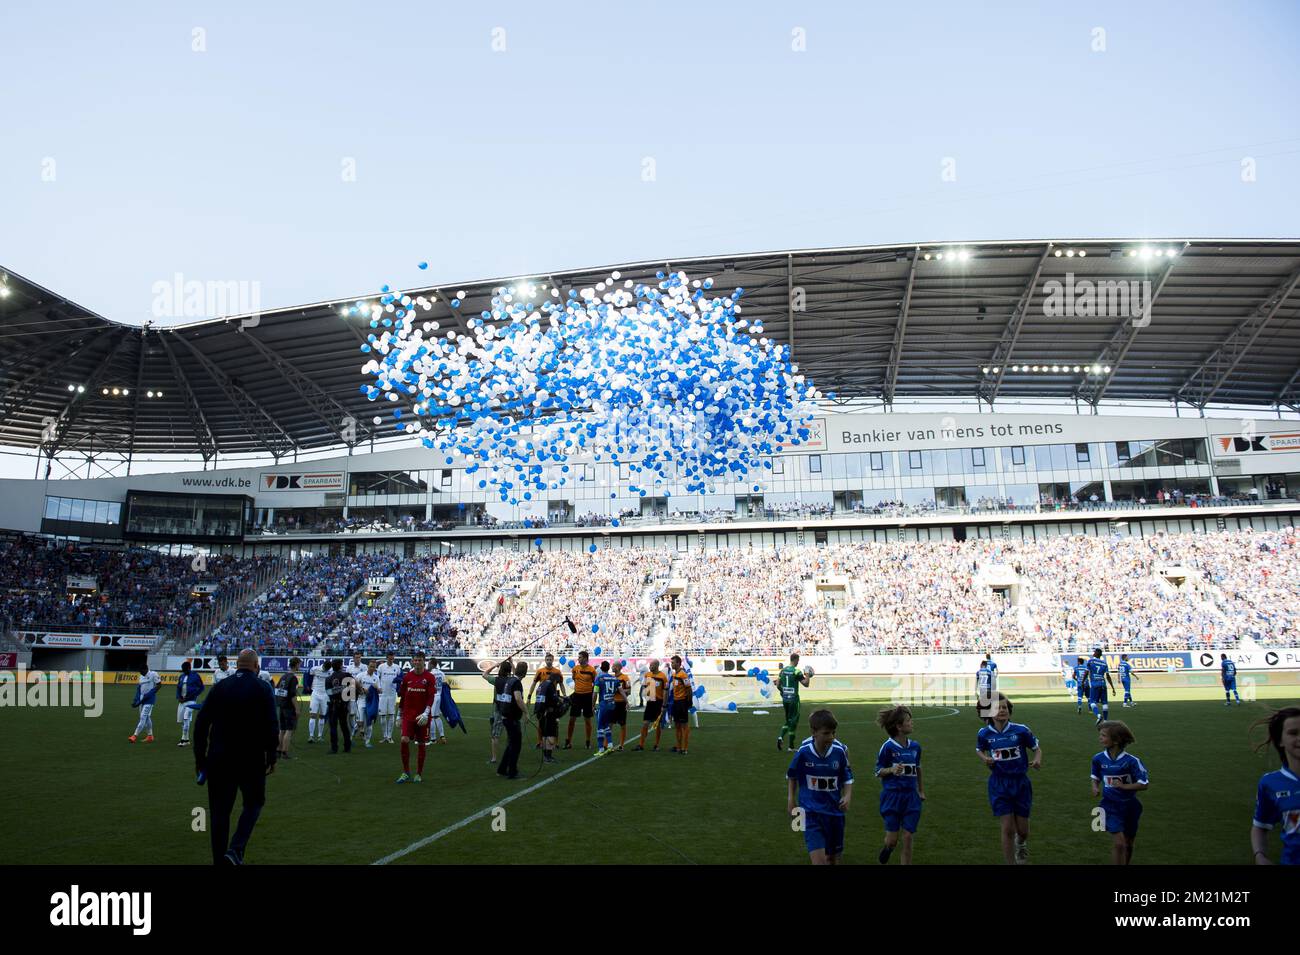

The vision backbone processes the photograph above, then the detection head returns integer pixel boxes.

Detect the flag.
[440,682,468,734]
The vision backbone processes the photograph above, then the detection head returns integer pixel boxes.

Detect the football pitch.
[3,684,1295,865]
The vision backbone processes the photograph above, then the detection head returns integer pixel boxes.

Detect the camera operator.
[535,668,567,764]
[494,660,527,779]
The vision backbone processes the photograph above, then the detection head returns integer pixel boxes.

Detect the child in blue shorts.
[1090,720,1150,865]
[874,704,925,865]
[786,709,854,865]
[976,692,1042,865]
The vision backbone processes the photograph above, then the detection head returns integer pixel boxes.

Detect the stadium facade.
[3,241,1299,689]
[1,411,1297,554]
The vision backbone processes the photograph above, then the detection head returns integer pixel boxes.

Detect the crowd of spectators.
[0,539,266,636]
[199,553,398,655]
[809,540,1026,655]
[253,515,459,536]
[321,553,506,657]
[666,550,832,656]
[8,523,1296,660]
[477,549,671,658]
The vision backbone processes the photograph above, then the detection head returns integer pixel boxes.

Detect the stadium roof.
[3,238,1300,460]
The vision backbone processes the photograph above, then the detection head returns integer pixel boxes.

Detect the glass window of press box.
[124,492,246,539]
[348,470,432,497]
[43,496,122,525]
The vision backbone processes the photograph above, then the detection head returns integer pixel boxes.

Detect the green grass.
[2,684,1296,865]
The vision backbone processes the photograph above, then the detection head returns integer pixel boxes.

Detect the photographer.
[494,660,527,780]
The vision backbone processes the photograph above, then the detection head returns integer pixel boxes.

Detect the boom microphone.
[565,616,577,634]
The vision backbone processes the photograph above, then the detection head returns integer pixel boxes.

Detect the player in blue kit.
[874,705,924,865]
[1118,654,1138,707]
[593,661,619,754]
[975,660,996,717]
[1090,721,1150,864]
[1072,657,1089,714]
[1251,706,1300,865]
[786,709,854,865]
[976,693,1041,864]
[1220,654,1242,706]
[1086,649,1116,725]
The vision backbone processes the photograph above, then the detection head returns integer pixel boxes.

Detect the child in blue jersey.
[975,661,996,717]
[594,661,619,754]
[984,653,998,680]
[1250,706,1300,865]
[976,693,1041,864]
[1090,721,1150,864]
[1072,657,1089,714]
[1086,648,1115,725]
[786,709,854,865]
[875,705,924,865]
[1220,654,1242,706]
[1118,654,1137,707]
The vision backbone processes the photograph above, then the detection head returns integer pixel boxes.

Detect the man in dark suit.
[325,658,354,754]
[193,648,278,865]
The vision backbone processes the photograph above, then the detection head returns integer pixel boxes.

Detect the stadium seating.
[0,540,268,640]
[5,527,1294,659]
[199,553,399,655]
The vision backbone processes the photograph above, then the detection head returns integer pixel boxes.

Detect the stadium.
[2,237,1299,870]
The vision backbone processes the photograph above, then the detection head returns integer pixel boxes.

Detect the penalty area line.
[372,753,603,865]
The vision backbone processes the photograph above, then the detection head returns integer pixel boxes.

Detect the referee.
[193,648,279,865]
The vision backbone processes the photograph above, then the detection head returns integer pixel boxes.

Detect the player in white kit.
[356,660,381,748]
[129,666,162,743]
[308,659,330,742]
[376,652,402,743]
[428,660,447,744]
[346,653,366,736]
[211,654,232,685]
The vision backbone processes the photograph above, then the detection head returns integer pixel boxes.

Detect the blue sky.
[2,0,1298,324]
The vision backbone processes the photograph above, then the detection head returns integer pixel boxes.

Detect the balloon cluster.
[748,666,774,700]
[358,268,821,504]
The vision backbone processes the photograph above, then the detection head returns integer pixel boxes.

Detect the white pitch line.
[915,706,961,720]
[372,753,605,865]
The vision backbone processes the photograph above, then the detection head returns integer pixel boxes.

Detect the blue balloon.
[559,656,567,665]
[593,646,602,655]
[727,702,737,711]
[588,544,597,553]
[591,624,600,633]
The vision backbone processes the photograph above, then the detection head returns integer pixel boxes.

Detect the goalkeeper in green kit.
[776,653,813,751]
